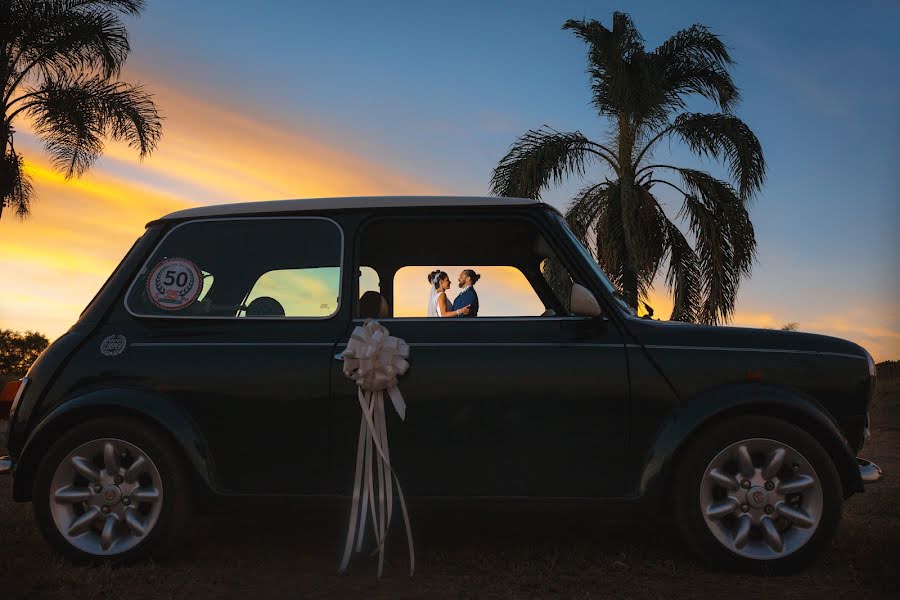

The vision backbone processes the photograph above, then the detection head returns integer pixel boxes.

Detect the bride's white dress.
[427,289,448,317]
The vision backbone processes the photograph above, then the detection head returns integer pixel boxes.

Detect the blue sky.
[3,0,898,358]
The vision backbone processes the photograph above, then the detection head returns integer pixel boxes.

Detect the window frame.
[124,216,345,321]
[352,211,599,323]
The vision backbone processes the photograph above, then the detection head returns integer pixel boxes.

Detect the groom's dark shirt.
[452,286,479,317]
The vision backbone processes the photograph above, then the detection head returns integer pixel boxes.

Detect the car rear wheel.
[32,416,190,564]
[674,415,842,574]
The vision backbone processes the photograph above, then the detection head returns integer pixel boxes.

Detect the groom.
[452,269,480,317]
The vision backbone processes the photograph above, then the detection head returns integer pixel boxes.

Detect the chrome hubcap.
[49,438,163,555]
[700,438,822,560]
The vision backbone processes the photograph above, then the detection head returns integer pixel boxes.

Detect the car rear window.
[125,217,343,318]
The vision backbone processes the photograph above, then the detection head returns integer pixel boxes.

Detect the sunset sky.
[1,0,898,360]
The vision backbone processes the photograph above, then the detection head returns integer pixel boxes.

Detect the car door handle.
[334,353,344,361]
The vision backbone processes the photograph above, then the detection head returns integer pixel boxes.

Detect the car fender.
[638,382,863,505]
[12,387,216,501]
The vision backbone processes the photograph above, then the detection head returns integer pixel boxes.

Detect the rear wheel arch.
[13,389,215,502]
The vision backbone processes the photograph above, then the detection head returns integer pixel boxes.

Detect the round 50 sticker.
[146,257,203,311]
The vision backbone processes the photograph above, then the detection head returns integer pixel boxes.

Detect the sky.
[0,0,898,360]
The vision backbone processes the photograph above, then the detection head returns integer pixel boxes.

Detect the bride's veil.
[427,285,439,317]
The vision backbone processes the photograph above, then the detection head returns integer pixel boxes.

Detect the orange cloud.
[0,75,439,340]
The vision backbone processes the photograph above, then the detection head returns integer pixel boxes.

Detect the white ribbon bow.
[338,319,415,578]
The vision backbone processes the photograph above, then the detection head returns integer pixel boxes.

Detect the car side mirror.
[569,283,603,318]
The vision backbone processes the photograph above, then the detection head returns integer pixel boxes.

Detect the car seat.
[359,291,389,319]
[244,296,285,317]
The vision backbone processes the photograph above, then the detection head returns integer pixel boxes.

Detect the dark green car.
[0,196,883,572]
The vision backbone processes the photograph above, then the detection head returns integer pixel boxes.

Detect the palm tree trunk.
[617,112,641,310]
[0,122,9,221]
[0,35,8,221]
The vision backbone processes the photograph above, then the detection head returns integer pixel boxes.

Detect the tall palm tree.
[491,13,765,324]
[0,0,161,221]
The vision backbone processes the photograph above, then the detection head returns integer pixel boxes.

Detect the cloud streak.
[0,74,438,340]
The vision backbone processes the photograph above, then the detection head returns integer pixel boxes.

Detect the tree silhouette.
[0,328,49,375]
[491,13,765,324]
[0,0,161,221]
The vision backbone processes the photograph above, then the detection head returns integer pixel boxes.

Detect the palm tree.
[0,0,161,221]
[491,13,765,324]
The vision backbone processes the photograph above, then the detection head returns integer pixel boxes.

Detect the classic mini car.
[0,196,884,573]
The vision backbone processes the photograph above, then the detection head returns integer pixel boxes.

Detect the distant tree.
[491,12,765,324]
[780,322,799,331]
[0,329,49,374]
[0,0,161,221]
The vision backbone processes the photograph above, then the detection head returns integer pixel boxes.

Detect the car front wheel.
[674,415,842,574]
[32,416,189,564]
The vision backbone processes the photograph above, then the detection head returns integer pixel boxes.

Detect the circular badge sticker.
[100,334,127,356]
[146,257,203,311]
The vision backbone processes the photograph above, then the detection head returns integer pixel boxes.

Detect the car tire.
[673,415,842,574]
[32,416,190,565]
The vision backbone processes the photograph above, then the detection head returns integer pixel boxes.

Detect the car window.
[239,267,339,317]
[393,265,546,317]
[358,266,379,297]
[126,217,342,318]
[357,216,578,318]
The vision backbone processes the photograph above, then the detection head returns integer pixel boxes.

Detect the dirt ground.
[1,379,897,599]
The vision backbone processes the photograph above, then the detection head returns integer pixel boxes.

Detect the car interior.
[355,216,576,318]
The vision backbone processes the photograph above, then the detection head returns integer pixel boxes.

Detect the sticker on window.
[146,257,203,311]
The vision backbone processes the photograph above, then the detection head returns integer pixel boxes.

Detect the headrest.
[245,296,285,317]
[359,291,389,319]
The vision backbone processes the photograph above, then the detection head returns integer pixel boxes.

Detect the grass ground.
[1,379,897,599]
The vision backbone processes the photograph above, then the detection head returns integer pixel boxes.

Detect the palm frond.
[566,181,611,246]
[678,168,756,276]
[0,151,34,219]
[669,112,766,199]
[649,24,738,114]
[662,218,701,322]
[5,1,145,91]
[25,73,161,177]
[673,168,756,324]
[490,127,605,199]
[563,13,646,118]
[565,180,664,308]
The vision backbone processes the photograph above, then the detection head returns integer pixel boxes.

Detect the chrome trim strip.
[352,316,598,323]
[8,377,29,423]
[124,216,345,321]
[131,342,334,348]
[335,342,621,348]
[408,342,621,348]
[628,344,865,360]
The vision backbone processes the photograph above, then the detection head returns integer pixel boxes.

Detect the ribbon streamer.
[338,320,415,578]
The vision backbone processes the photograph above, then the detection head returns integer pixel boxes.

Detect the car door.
[330,316,629,499]
[111,216,349,494]
[329,212,630,499]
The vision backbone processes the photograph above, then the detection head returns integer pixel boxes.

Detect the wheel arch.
[639,383,863,510]
[12,388,217,502]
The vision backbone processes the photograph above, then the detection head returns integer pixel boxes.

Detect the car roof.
[155,196,542,222]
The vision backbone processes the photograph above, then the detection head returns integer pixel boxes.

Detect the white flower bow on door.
[338,319,415,578]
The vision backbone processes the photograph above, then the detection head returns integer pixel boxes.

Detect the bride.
[427,270,470,317]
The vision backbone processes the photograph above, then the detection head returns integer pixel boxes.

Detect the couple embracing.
[427,269,480,318]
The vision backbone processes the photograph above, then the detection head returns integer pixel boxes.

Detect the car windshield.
[552,212,636,316]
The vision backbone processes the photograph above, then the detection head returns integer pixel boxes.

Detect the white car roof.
[157,196,540,221]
